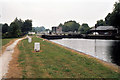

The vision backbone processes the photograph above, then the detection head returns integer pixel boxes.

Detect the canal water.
[50,39,119,64]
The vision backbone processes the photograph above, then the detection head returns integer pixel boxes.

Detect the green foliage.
[2,23,9,38]
[95,19,107,27]
[32,26,46,32]
[95,1,120,36]
[22,19,32,32]
[14,18,24,30]
[105,2,120,30]
[45,29,50,31]
[9,22,22,38]
[2,23,9,34]
[0,23,3,28]
[2,18,32,38]
[61,20,80,32]
[78,23,90,34]
[0,24,2,39]
[105,13,112,26]
[12,18,32,33]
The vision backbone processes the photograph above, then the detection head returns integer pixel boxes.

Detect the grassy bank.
[0,38,15,51]
[2,38,15,46]
[18,37,120,78]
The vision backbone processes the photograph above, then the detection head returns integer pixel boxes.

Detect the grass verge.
[18,37,120,78]
[2,38,15,46]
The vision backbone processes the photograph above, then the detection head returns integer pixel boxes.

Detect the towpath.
[0,38,24,80]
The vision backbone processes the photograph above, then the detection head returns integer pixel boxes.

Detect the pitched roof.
[91,26,117,30]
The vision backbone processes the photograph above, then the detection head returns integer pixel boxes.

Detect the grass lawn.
[0,38,14,50]
[18,37,120,78]
[2,38,15,46]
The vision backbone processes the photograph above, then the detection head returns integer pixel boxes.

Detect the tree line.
[2,18,32,38]
[95,1,120,33]
[58,1,120,34]
[58,20,90,34]
[60,1,120,34]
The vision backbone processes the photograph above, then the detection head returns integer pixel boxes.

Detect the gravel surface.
[0,38,23,80]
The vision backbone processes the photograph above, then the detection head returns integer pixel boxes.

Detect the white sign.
[34,42,40,52]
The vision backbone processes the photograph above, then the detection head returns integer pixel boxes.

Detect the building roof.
[91,26,117,30]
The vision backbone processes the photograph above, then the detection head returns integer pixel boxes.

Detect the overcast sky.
[0,0,119,29]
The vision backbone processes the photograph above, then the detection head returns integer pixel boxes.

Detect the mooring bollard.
[34,42,40,52]
[28,37,32,43]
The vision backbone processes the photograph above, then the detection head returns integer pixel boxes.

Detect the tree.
[78,23,90,34]
[0,24,3,33]
[95,19,107,27]
[0,24,3,30]
[105,13,112,25]
[22,19,32,33]
[33,26,46,32]
[32,27,36,32]
[1,18,33,38]
[45,29,50,31]
[2,23,9,34]
[62,20,80,32]
[9,22,22,38]
[105,2,120,30]
[58,23,63,27]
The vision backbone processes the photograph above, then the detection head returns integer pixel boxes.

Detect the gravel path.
[0,38,24,80]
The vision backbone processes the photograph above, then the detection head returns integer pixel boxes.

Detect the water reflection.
[110,41,120,66]
[50,39,120,65]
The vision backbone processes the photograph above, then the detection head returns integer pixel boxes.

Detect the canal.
[50,39,120,65]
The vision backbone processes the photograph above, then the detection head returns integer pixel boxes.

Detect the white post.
[34,42,40,52]
[28,37,32,43]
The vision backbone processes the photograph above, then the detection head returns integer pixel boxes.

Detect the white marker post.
[34,42,40,52]
[28,37,32,43]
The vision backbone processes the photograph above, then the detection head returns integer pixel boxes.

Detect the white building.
[28,32,36,35]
